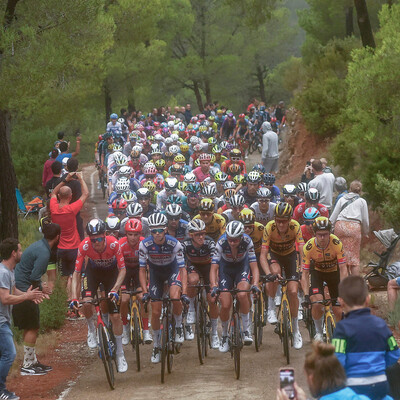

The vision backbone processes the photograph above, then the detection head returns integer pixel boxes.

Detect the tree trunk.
[256,65,266,104]
[354,0,375,48]
[193,81,204,112]
[104,81,112,124]
[0,110,18,240]
[127,86,135,113]
[204,79,212,104]
[345,6,354,37]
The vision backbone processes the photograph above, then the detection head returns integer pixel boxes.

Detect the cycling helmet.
[223,181,236,190]
[136,188,151,199]
[165,137,173,146]
[166,204,182,218]
[233,174,246,185]
[167,194,183,205]
[121,190,137,204]
[228,164,241,175]
[131,149,141,159]
[312,216,332,232]
[274,202,293,219]
[283,184,297,196]
[194,159,200,167]
[187,183,201,195]
[112,198,128,211]
[118,166,131,177]
[169,145,180,154]
[164,152,174,159]
[143,181,156,192]
[209,166,219,177]
[110,113,118,119]
[144,164,157,175]
[165,177,179,190]
[297,182,308,193]
[86,218,106,235]
[263,173,276,185]
[126,203,143,218]
[190,136,200,145]
[114,152,128,166]
[226,221,244,238]
[239,208,255,225]
[180,143,189,153]
[198,153,212,162]
[184,172,196,184]
[193,144,203,152]
[188,219,206,233]
[246,171,262,184]
[230,149,242,159]
[214,171,228,183]
[171,133,180,142]
[118,117,125,124]
[238,113,245,119]
[170,163,184,175]
[202,185,217,197]
[256,187,272,199]
[305,187,320,202]
[212,145,222,154]
[199,198,214,212]
[155,159,166,169]
[224,188,236,199]
[154,133,163,141]
[303,207,320,222]
[229,194,245,208]
[252,164,266,174]
[220,141,228,150]
[174,154,186,163]
[113,144,123,152]
[148,212,168,228]
[178,181,187,192]
[125,218,143,233]
[105,215,121,231]
[115,178,130,194]
[208,137,217,145]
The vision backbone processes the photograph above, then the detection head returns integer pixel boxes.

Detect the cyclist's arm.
[71,271,81,301]
[210,263,219,289]
[260,246,271,275]
[301,249,311,296]
[249,260,259,286]
[139,242,149,293]
[110,267,126,293]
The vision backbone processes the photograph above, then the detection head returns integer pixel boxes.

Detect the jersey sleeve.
[212,240,222,264]
[295,223,305,246]
[333,236,346,265]
[219,216,226,236]
[247,238,257,263]
[262,224,271,249]
[175,242,185,268]
[113,240,126,270]
[302,240,312,270]
[75,239,88,273]
[139,241,148,268]
[292,204,302,222]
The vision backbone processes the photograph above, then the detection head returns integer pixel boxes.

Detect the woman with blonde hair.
[330,180,369,276]
[277,342,369,400]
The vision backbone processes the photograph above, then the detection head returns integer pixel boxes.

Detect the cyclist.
[301,217,346,341]
[182,219,220,349]
[105,215,121,239]
[263,173,280,203]
[301,207,320,243]
[210,221,260,352]
[165,204,188,241]
[250,187,276,226]
[136,188,156,217]
[260,202,305,349]
[293,187,329,225]
[238,171,262,206]
[119,218,153,346]
[156,177,184,210]
[193,198,226,242]
[193,153,212,182]
[106,113,124,144]
[281,184,301,209]
[71,219,128,373]
[233,114,250,157]
[221,149,247,175]
[222,194,246,223]
[219,112,236,141]
[296,182,308,203]
[238,209,265,262]
[139,213,189,363]
[182,184,201,219]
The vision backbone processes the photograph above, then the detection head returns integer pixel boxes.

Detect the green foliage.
[39,276,68,332]
[18,218,42,250]
[375,175,400,230]
[389,296,400,328]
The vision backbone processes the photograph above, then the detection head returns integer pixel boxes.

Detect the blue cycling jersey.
[212,233,256,264]
[167,219,188,241]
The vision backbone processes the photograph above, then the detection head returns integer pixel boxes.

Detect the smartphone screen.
[280,368,295,399]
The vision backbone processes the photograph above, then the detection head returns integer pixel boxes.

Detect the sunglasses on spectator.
[90,237,105,243]
[151,228,165,234]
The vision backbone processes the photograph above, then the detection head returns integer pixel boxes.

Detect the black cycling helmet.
[86,218,106,236]
[263,173,276,185]
[274,202,293,219]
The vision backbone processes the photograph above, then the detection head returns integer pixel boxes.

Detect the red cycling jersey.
[301,224,314,243]
[75,236,125,272]
[220,159,247,175]
[119,236,144,269]
[293,202,329,225]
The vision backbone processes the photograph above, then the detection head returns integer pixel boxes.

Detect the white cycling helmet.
[148,213,168,228]
[187,219,206,233]
[184,172,196,184]
[115,178,130,194]
[165,204,182,218]
[229,194,245,207]
[118,166,131,177]
[126,203,143,218]
[226,221,244,238]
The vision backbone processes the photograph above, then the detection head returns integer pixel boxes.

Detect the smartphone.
[306,161,311,166]
[280,368,295,399]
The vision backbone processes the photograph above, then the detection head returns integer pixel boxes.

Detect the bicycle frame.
[278,282,293,336]
[311,298,336,343]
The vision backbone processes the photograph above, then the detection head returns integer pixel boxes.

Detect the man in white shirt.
[308,159,335,210]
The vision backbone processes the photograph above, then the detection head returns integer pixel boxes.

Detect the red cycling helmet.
[125,218,142,233]
[111,198,128,210]
[239,113,245,119]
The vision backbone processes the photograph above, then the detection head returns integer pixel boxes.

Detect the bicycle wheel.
[101,172,107,199]
[195,297,205,364]
[202,297,210,357]
[254,297,263,352]
[98,325,115,390]
[325,314,335,344]
[132,307,141,371]
[167,319,174,373]
[232,312,241,379]
[282,304,290,365]
[303,308,315,342]
[161,314,168,383]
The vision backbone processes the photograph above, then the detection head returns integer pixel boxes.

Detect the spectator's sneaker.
[116,354,128,373]
[211,334,220,349]
[293,332,303,350]
[0,389,20,400]
[313,333,323,342]
[20,364,47,376]
[267,309,278,324]
[34,361,52,372]
[122,324,130,345]
[151,347,161,363]
[186,311,196,324]
[243,331,253,346]
[143,330,153,344]
[87,331,98,349]
[219,336,230,353]
[174,326,184,344]
[184,325,194,340]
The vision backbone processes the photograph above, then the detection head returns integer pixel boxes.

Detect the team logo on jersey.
[221,279,227,286]
[83,244,89,251]
[110,242,116,249]
[306,242,313,251]
[333,238,340,246]
[151,285,157,295]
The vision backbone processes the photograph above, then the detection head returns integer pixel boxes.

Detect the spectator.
[203,103,211,118]
[0,238,44,398]
[301,159,315,184]
[330,180,369,276]
[50,172,89,304]
[45,161,62,199]
[321,157,333,174]
[333,276,400,399]
[275,101,285,124]
[277,341,370,400]
[54,131,66,149]
[42,149,58,188]
[261,121,279,173]
[184,103,192,124]
[12,223,61,377]
[177,107,186,122]
[55,136,80,164]
[308,159,335,210]
[333,177,348,208]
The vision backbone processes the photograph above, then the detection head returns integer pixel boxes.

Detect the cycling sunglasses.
[227,237,240,243]
[90,237,105,243]
[200,212,213,217]
[192,232,206,237]
[167,215,180,221]
[151,228,165,234]
[258,199,270,203]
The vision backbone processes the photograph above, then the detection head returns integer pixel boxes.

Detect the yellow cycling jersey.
[262,219,304,256]
[302,235,346,273]
[249,222,265,255]
[193,213,226,242]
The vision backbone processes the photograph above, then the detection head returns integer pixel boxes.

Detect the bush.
[18,217,42,250]
[389,296,400,329]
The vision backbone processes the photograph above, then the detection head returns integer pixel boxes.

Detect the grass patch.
[389,297,400,329]
[18,217,42,250]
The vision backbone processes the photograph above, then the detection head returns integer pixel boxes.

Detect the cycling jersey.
[220,159,247,175]
[248,222,265,255]
[156,189,185,210]
[193,213,226,242]
[75,236,125,272]
[302,235,346,273]
[238,187,258,206]
[118,236,144,269]
[262,220,304,256]
[212,233,256,264]
[293,202,329,225]
[182,236,216,266]
[300,224,314,243]
[166,219,188,241]
[250,201,276,226]
[181,197,199,219]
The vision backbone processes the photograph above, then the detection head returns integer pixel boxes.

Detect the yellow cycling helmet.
[199,198,214,212]
[274,202,293,219]
[180,143,189,153]
[155,159,165,169]
[143,181,156,193]
[174,154,186,163]
[239,209,256,225]
[233,174,245,185]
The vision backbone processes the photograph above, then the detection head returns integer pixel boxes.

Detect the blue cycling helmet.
[110,113,118,119]
[303,207,320,224]
[252,164,266,174]
[263,173,276,185]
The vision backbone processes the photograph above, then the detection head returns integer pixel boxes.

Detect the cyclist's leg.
[234,256,251,333]
[325,270,341,321]
[218,260,234,339]
[187,266,199,322]
[266,251,281,313]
